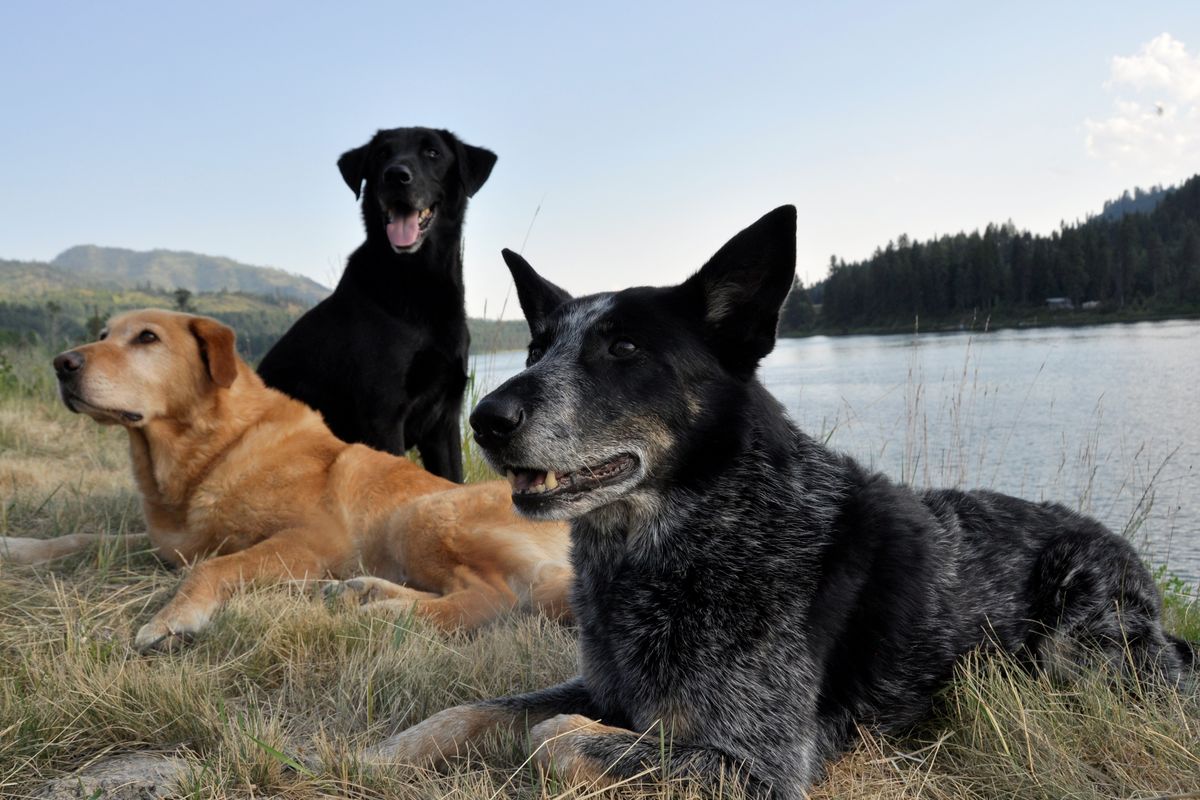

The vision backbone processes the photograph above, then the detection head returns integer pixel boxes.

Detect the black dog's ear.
[451,135,497,197]
[337,140,373,199]
[679,205,797,376]
[501,249,571,332]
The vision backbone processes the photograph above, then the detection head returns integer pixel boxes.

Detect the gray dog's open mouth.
[383,204,437,251]
[505,454,638,498]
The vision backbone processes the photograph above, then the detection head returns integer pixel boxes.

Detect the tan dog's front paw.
[530,714,622,786]
[134,607,212,652]
[324,576,390,608]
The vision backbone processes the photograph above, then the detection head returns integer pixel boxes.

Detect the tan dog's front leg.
[135,528,339,651]
[324,575,441,608]
[327,571,519,631]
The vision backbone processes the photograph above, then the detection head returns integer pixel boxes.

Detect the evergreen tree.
[812,175,1200,327]
[779,277,816,334]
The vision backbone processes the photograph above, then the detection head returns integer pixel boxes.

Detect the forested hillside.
[0,260,311,359]
[0,259,531,359]
[788,175,1200,334]
[53,245,331,305]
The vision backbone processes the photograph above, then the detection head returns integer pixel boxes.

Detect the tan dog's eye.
[136,330,159,345]
[98,330,108,341]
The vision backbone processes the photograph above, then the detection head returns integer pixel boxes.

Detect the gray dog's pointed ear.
[337,140,373,199]
[679,205,797,376]
[501,249,571,332]
[453,138,497,198]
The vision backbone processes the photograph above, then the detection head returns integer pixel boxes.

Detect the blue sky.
[2,1,1198,317]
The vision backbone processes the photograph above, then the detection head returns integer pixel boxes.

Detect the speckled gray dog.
[363,206,1194,798]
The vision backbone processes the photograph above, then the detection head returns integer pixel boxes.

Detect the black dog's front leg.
[360,677,595,767]
[417,417,464,483]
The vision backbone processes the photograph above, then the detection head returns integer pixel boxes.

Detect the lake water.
[470,320,1200,583]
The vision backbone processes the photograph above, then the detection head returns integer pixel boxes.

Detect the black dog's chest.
[405,347,461,394]
[401,346,467,425]
[574,552,727,729]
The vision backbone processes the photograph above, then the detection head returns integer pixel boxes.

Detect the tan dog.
[1,309,570,651]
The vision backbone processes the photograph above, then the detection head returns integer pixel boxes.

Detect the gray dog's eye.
[424,148,440,159]
[610,339,637,358]
[526,346,545,366]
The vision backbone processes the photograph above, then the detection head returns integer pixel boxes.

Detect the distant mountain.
[0,253,531,358]
[0,259,108,295]
[52,245,331,306]
[0,258,314,358]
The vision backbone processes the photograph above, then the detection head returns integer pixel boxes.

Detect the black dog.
[258,127,496,481]
[360,206,1193,797]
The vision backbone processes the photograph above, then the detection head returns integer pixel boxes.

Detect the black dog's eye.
[136,330,158,344]
[424,148,440,159]
[609,339,637,358]
[526,345,545,366]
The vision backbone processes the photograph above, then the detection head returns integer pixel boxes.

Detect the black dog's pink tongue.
[387,211,421,248]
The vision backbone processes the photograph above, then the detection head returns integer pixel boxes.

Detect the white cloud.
[1085,33,1200,177]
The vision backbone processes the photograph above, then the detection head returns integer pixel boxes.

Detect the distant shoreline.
[784,308,1200,340]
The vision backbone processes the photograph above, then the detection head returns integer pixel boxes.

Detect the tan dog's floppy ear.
[188,316,238,388]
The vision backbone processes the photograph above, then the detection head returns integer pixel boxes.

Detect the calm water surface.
[471,320,1200,582]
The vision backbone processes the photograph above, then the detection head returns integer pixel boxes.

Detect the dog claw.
[324,578,373,609]
[133,622,193,654]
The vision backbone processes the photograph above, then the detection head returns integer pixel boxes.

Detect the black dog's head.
[337,127,497,255]
[470,205,797,520]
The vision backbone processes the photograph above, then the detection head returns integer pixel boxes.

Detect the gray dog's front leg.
[359,676,595,767]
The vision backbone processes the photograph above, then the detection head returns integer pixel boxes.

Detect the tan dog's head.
[53,309,238,426]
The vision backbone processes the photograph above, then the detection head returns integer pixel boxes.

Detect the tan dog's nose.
[53,350,85,378]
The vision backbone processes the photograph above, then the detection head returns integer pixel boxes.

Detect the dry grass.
[1,343,1197,799]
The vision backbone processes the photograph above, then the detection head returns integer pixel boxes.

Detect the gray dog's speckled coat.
[364,206,1193,799]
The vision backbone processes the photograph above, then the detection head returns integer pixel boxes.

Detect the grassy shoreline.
[1,343,1197,798]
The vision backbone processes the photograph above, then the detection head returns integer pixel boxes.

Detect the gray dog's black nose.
[53,350,84,377]
[470,394,526,447]
[385,164,413,185]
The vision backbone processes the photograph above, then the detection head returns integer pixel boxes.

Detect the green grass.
[1,341,1197,798]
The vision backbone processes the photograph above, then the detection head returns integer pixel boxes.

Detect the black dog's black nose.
[470,394,526,446]
[53,351,84,378]
[384,164,413,185]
